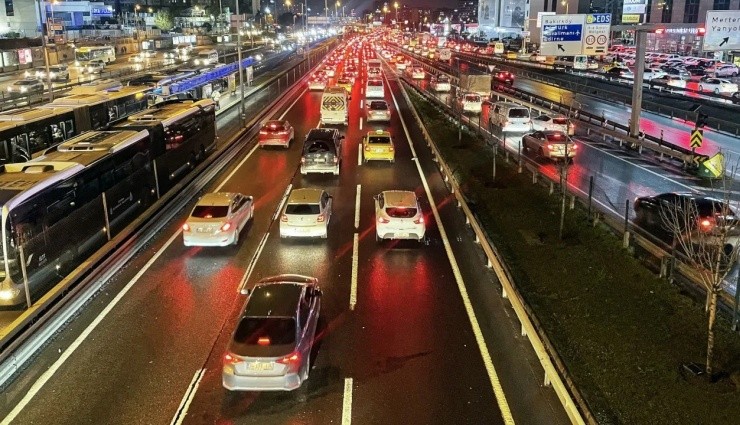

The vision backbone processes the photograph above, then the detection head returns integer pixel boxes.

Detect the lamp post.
[394,2,399,27]
[561,0,569,14]
[36,0,54,101]
[335,1,339,20]
[235,0,245,125]
[324,0,328,22]
[134,4,140,36]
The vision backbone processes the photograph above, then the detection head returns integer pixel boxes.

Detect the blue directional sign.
[542,24,583,42]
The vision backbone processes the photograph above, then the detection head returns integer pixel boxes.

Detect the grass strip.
[406,88,740,424]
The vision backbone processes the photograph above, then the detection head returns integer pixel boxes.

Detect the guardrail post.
[533,168,538,184]
[623,199,631,249]
[569,194,575,210]
[521,323,527,337]
[517,139,522,173]
[549,181,554,195]
[588,176,594,219]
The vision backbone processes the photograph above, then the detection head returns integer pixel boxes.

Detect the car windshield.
[696,201,734,217]
[464,94,481,102]
[368,136,390,144]
[16,81,34,86]
[552,117,568,125]
[545,133,567,142]
[369,101,387,110]
[437,75,449,82]
[285,203,321,215]
[386,207,418,218]
[191,205,229,218]
[509,109,529,118]
[305,141,332,154]
[233,317,296,346]
[338,79,350,84]
[368,80,383,86]
[264,123,285,132]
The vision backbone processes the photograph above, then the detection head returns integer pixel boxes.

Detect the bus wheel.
[198,145,206,161]
[189,153,197,169]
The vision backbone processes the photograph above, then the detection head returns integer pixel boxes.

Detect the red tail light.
[378,216,390,224]
[182,223,190,232]
[220,222,232,232]
[259,130,269,135]
[317,215,326,222]
[223,353,237,364]
[699,218,714,231]
[281,214,288,222]
[333,157,338,163]
[301,157,306,163]
[365,144,371,151]
[414,216,424,224]
[276,352,301,365]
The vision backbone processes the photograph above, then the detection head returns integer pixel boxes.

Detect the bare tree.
[659,158,740,376]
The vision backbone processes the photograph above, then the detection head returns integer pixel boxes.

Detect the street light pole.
[235,0,245,125]
[561,0,569,14]
[36,0,54,101]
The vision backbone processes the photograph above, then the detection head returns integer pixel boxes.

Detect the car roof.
[306,128,338,140]
[244,282,304,318]
[367,129,391,137]
[197,192,236,206]
[288,188,324,204]
[382,190,417,207]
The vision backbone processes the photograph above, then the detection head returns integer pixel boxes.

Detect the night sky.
[301,0,445,15]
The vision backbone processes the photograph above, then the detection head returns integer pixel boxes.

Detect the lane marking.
[342,377,353,425]
[354,184,361,228]
[350,233,358,310]
[170,368,206,425]
[1,81,309,425]
[0,230,184,425]
[357,144,363,166]
[387,75,515,424]
[238,232,270,293]
[359,117,363,130]
[359,100,364,109]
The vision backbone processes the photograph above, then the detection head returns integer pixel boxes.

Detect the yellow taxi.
[363,129,395,163]
[336,78,353,97]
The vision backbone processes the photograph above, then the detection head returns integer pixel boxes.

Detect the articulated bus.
[74,45,116,65]
[0,82,152,165]
[0,99,216,307]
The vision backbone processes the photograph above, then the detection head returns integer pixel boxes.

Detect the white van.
[490,102,531,133]
[194,49,218,65]
[366,79,385,98]
[320,87,348,125]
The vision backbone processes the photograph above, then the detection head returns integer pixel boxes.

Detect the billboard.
[478,0,497,27]
[500,0,526,28]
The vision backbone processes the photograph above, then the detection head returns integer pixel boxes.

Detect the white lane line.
[170,368,206,425]
[358,144,363,166]
[354,184,361,228]
[342,377,354,425]
[1,83,308,425]
[350,233,358,310]
[238,232,270,293]
[360,100,364,109]
[0,230,184,425]
[359,117,363,130]
[387,76,516,424]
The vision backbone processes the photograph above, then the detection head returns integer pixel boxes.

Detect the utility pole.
[559,100,581,240]
[235,0,245,125]
[36,0,54,101]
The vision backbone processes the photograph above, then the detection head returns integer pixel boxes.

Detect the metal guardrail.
[397,78,590,425]
[0,41,334,388]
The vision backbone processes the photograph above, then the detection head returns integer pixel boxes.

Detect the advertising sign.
[622,0,647,23]
[703,10,740,51]
[91,7,113,16]
[478,0,497,27]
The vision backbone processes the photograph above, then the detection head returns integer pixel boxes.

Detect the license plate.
[248,362,274,371]
[374,149,383,153]
[315,158,326,163]
[196,227,206,233]
[397,232,408,238]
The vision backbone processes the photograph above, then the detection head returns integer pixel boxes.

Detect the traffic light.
[697,27,706,36]
[695,112,709,129]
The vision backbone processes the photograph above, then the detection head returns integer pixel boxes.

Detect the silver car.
[280,188,333,238]
[223,275,322,391]
[366,100,391,122]
[182,192,254,246]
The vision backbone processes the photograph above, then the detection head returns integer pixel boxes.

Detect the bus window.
[11,134,30,162]
[0,140,9,163]
[28,130,51,154]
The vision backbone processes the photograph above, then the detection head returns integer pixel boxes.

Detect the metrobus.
[0,99,216,307]
[74,45,117,65]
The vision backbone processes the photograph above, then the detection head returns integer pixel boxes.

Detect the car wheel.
[232,231,239,246]
[714,88,720,94]
[375,232,380,242]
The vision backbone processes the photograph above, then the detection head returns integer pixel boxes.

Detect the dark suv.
[300,128,344,176]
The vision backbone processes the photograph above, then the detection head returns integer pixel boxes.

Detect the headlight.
[0,287,20,301]
[20,87,27,92]
[75,61,80,66]
[49,72,56,78]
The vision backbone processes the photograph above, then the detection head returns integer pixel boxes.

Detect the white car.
[710,64,739,78]
[375,190,425,242]
[530,114,575,136]
[280,188,333,239]
[642,69,667,81]
[430,75,451,92]
[396,61,408,71]
[323,66,336,77]
[410,67,425,79]
[458,93,482,114]
[650,75,686,92]
[182,192,254,246]
[308,77,327,91]
[698,77,739,94]
[85,60,105,74]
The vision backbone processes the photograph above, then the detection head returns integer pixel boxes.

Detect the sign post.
[703,10,740,51]
[540,14,611,56]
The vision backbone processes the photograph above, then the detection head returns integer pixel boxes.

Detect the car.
[395,61,408,71]
[259,120,295,148]
[430,74,452,92]
[710,64,739,78]
[367,67,382,79]
[522,130,577,161]
[363,129,395,163]
[634,193,739,250]
[698,77,738,94]
[530,114,575,136]
[458,93,483,114]
[410,67,425,79]
[374,190,425,242]
[222,275,321,391]
[603,66,632,80]
[85,59,106,74]
[7,79,44,96]
[683,65,706,76]
[308,76,327,91]
[280,188,333,238]
[642,69,667,81]
[46,65,70,81]
[366,99,391,122]
[650,75,687,91]
[493,70,514,85]
[182,192,254,246]
[300,128,344,175]
[323,66,335,77]
[23,67,47,79]
[661,66,691,80]
[335,78,353,96]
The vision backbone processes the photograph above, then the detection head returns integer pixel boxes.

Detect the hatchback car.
[522,130,577,161]
[7,79,44,96]
[259,120,295,148]
[698,77,738,94]
[375,190,425,242]
[493,70,514,85]
[308,76,327,91]
[410,67,425,79]
[223,275,321,391]
[363,129,394,163]
[280,188,333,238]
[300,129,343,175]
[430,74,451,92]
[530,114,575,136]
[85,59,106,74]
[366,100,391,122]
[709,64,739,78]
[182,192,254,246]
[458,93,483,114]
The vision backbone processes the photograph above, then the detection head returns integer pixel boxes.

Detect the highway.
[0,40,570,424]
